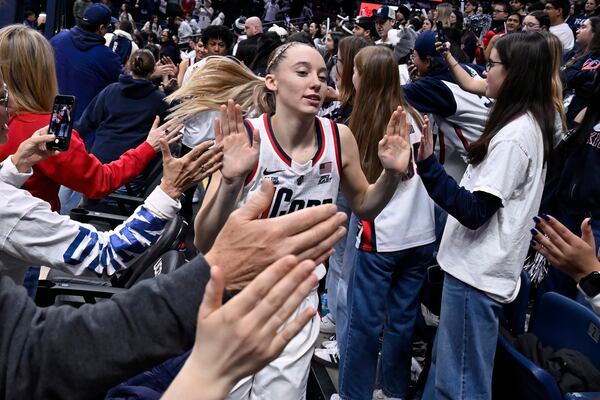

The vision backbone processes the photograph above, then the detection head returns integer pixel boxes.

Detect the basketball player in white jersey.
[188,42,414,399]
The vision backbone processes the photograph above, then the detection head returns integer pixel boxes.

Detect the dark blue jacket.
[77,74,167,164]
[50,27,122,129]
[402,64,487,117]
[557,122,600,217]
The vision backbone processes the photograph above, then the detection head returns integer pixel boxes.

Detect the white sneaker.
[321,338,337,349]
[330,395,341,400]
[313,345,339,368]
[321,333,336,348]
[372,389,404,400]
[320,313,336,334]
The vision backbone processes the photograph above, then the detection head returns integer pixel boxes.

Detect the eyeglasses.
[486,60,503,71]
[0,82,8,112]
[523,22,540,28]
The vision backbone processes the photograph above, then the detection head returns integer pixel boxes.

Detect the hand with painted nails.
[531,214,600,282]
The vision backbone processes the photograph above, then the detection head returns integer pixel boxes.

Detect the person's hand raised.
[417,115,434,161]
[531,215,600,282]
[159,138,223,199]
[377,106,412,176]
[145,116,184,151]
[205,180,347,291]
[163,256,318,399]
[214,99,260,185]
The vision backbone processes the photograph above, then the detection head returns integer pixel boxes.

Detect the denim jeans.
[22,266,41,299]
[325,193,352,322]
[339,242,436,400]
[423,274,502,400]
[336,213,359,357]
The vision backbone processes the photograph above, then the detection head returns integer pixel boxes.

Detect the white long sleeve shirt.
[0,157,180,283]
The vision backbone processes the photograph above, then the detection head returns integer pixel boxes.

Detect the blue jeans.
[22,266,41,299]
[336,213,359,357]
[326,193,352,322]
[339,242,436,400]
[423,274,502,400]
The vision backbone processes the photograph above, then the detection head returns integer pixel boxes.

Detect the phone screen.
[47,95,76,151]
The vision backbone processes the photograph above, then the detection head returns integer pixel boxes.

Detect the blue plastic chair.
[493,292,600,400]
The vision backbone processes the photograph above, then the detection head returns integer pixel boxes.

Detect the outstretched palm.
[215,99,260,183]
[378,106,412,174]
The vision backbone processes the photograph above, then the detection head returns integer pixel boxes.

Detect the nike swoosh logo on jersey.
[263,168,285,175]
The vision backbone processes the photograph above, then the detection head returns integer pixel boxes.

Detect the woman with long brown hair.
[418,32,556,399]
[337,45,436,400]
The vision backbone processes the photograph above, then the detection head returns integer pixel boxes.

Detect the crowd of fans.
[1,0,600,398]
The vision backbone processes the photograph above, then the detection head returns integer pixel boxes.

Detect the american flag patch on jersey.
[319,162,332,175]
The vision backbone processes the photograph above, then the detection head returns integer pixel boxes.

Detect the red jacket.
[0,112,156,211]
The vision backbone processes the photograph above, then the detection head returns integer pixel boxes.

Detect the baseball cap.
[233,17,246,35]
[373,5,395,20]
[414,30,444,63]
[82,3,112,26]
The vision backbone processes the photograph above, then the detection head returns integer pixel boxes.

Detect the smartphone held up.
[46,95,76,151]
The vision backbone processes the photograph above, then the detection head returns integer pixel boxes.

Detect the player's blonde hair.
[166,42,312,121]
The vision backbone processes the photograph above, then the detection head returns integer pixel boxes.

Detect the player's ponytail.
[167,56,272,120]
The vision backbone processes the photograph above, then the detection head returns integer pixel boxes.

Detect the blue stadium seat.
[493,292,600,400]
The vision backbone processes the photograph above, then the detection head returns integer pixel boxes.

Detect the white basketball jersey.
[239,113,342,219]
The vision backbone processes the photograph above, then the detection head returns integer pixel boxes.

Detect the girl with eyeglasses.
[522,10,551,32]
[417,32,556,400]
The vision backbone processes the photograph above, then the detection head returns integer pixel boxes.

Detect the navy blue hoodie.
[50,26,122,134]
[77,74,167,164]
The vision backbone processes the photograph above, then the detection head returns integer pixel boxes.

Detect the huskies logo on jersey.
[269,187,333,217]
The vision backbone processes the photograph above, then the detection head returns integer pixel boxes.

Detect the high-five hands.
[214,99,260,184]
[163,256,319,400]
[417,115,434,161]
[378,106,412,176]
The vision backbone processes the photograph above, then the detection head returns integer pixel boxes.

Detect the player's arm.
[194,170,245,253]
[194,100,260,252]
